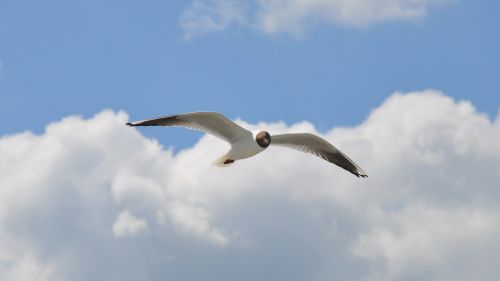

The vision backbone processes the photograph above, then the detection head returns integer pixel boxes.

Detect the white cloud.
[112,211,149,238]
[0,256,55,281]
[163,201,229,246]
[354,204,500,281]
[1,90,500,280]
[180,0,450,38]
[180,0,248,40]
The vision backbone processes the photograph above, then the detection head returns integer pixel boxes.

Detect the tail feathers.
[213,154,235,167]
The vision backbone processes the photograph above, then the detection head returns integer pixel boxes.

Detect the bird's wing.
[271,133,367,178]
[127,112,252,143]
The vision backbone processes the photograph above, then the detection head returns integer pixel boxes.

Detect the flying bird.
[126,112,367,178]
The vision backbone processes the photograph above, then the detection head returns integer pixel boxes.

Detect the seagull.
[126,112,367,178]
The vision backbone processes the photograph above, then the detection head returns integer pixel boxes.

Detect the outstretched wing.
[271,133,367,178]
[127,112,252,143]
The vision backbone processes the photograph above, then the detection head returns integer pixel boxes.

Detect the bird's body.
[214,131,268,166]
[127,112,367,178]
[227,133,266,159]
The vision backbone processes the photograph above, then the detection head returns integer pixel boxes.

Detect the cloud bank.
[1,90,500,281]
[180,0,449,38]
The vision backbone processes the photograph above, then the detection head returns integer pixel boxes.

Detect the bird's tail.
[213,153,235,167]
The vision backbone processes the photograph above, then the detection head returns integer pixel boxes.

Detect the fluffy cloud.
[180,0,449,38]
[180,0,248,40]
[1,90,500,280]
[112,211,149,238]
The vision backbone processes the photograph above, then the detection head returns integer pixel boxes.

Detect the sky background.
[1,1,500,281]
[1,0,499,147]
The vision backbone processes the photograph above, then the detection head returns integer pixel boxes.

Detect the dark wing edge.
[126,114,185,127]
[271,133,368,178]
[126,112,251,143]
[321,150,368,178]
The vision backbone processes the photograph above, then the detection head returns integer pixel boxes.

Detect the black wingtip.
[353,171,368,178]
[356,172,368,178]
[126,122,134,126]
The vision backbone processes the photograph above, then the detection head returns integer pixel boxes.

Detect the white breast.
[227,137,266,160]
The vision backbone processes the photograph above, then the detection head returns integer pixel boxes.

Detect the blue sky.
[1,0,499,149]
[2,1,500,281]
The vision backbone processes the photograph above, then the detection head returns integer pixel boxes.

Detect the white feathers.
[128,112,367,177]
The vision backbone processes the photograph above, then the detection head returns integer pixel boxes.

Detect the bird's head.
[255,131,271,148]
